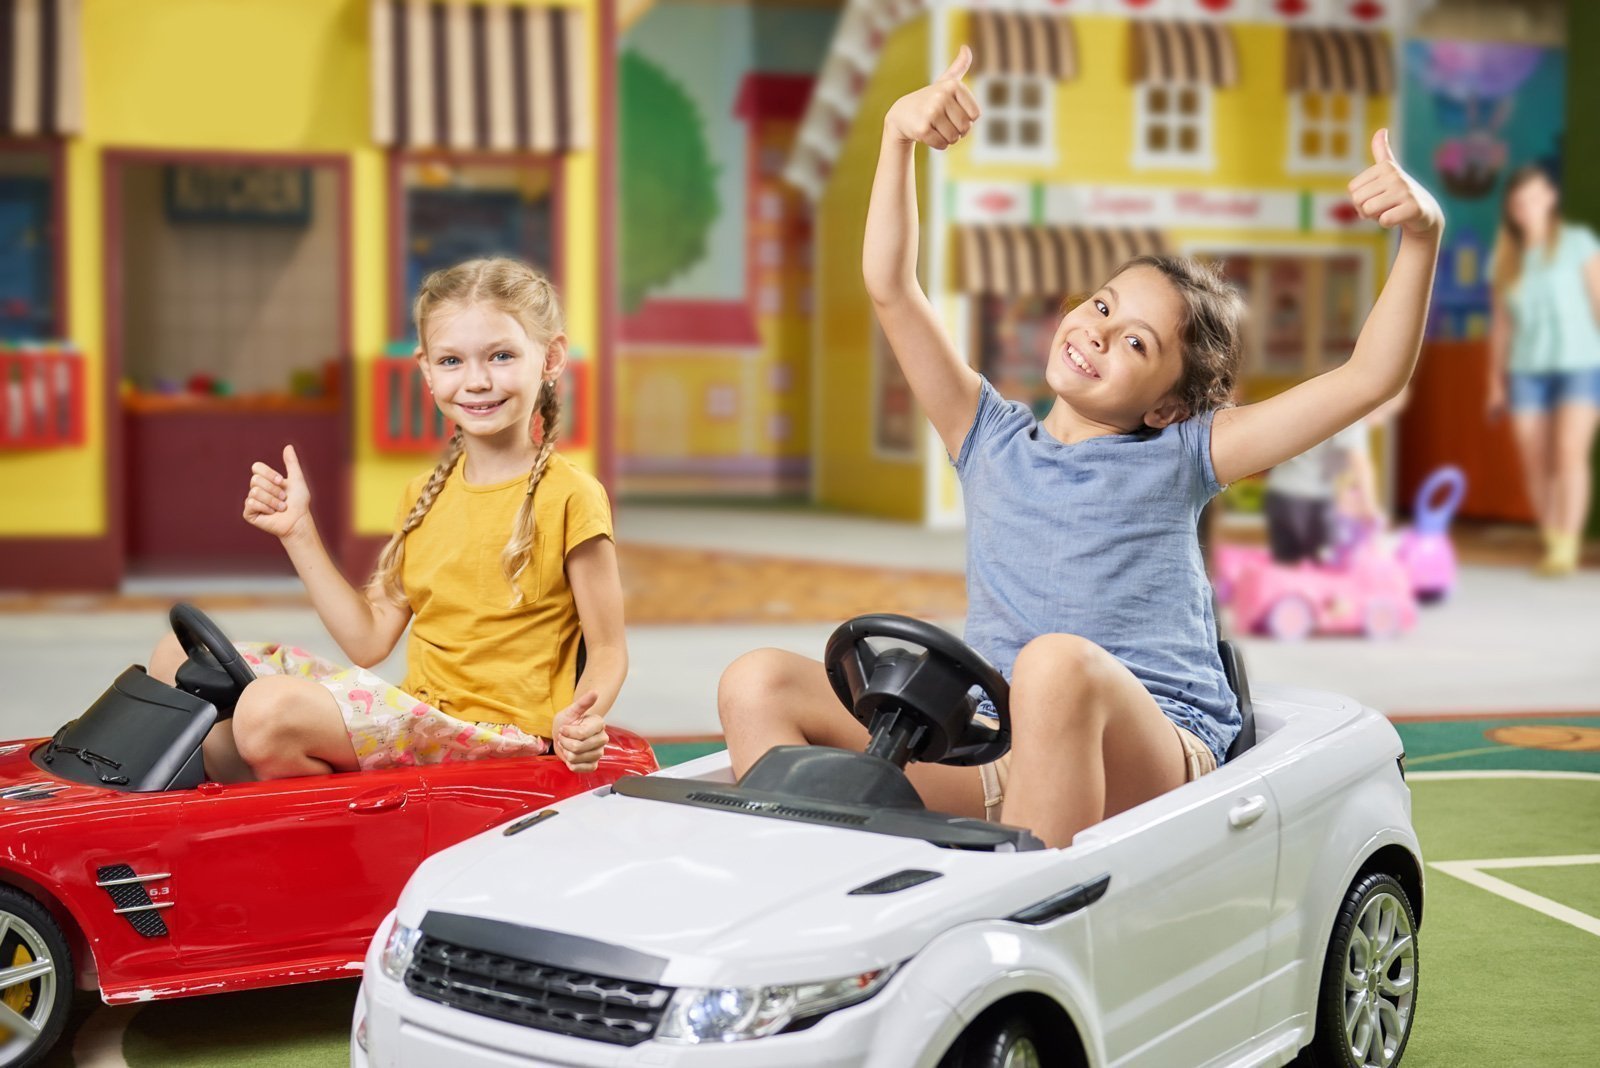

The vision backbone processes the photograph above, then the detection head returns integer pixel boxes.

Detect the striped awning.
[969,13,1078,81]
[0,0,81,137]
[1129,20,1239,88]
[955,226,1167,297]
[370,1,588,153]
[1286,29,1394,96]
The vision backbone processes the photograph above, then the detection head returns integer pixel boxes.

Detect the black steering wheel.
[169,603,255,717]
[823,614,1011,767]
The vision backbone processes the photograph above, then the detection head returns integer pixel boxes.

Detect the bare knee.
[717,648,804,730]
[1011,634,1114,733]
[148,633,187,686]
[232,677,318,771]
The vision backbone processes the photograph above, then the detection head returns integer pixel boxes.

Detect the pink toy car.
[1395,466,1465,603]
[1229,536,1418,640]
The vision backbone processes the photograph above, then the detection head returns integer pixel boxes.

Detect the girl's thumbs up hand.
[243,444,314,543]
[1347,128,1443,236]
[885,45,982,151]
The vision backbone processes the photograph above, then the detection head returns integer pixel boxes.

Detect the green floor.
[30,719,1600,1066]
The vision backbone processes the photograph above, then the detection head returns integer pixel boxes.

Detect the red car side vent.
[94,865,172,938]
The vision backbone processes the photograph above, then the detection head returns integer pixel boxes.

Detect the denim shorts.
[1509,368,1600,413]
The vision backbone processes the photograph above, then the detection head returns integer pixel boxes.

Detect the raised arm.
[244,445,412,667]
[1211,130,1443,486]
[863,47,984,459]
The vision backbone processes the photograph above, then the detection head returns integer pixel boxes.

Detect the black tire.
[0,885,74,1068]
[1295,872,1419,1068]
[943,1012,1046,1068]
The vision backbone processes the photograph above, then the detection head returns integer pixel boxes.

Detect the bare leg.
[147,633,186,685]
[228,676,359,781]
[1552,402,1600,541]
[1510,411,1555,536]
[999,634,1187,849]
[717,648,986,819]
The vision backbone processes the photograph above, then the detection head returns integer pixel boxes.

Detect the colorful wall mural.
[1401,40,1566,340]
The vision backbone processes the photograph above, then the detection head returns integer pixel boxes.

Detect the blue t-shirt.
[954,378,1240,764]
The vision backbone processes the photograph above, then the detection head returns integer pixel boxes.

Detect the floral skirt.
[236,642,551,771]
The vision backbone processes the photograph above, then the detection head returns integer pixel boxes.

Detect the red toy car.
[0,605,656,1067]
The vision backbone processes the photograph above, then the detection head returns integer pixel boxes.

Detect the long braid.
[368,428,465,605]
[500,378,562,606]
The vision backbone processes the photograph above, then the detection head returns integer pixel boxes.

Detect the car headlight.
[656,965,898,1044]
[379,920,422,982]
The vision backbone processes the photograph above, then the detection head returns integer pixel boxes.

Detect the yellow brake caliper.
[0,942,37,1041]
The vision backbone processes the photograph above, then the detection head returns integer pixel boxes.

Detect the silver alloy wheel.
[1341,890,1416,1067]
[0,909,58,1064]
[1001,1036,1042,1068]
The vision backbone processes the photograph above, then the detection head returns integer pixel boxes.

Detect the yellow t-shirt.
[395,453,613,737]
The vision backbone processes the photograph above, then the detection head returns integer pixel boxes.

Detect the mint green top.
[1507,223,1600,374]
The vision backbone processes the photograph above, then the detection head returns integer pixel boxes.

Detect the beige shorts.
[978,720,1218,823]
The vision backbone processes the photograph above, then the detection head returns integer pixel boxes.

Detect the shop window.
[1287,92,1365,173]
[395,156,556,339]
[0,150,61,341]
[975,295,1065,421]
[1134,83,1211,170]
[973,76,1055,166]
[1205,251,1370,389]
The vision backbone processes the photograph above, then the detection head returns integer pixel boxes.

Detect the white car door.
[1085,764,1280,1067]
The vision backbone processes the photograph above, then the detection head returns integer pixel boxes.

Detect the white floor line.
[71,1001,137,1067]
[1428,857,1600,939]
[1408,770,1600,782]
[1412,772,1600,939]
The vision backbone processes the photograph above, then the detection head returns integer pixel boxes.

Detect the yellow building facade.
[1,0,608,587]
[789,0,1415,525]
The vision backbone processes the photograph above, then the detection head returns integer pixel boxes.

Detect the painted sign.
[165,166,312,226]
[952,181,1373,234]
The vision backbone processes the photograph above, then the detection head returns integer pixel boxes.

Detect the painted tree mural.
[619,50,719,314]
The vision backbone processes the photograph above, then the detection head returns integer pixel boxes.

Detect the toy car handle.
[170,603,257,697]
[1412,466,1466,536]
[824,613,1012,766]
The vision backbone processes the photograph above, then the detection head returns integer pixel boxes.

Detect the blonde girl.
[147,258,625,781]
[719,49,1442,849]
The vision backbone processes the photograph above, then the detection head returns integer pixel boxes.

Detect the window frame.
[1131,82,1214,171]
[1286,91,1367,175]
[970,74,1058,168]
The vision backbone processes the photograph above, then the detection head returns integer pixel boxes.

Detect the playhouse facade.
[787,0,1417,525]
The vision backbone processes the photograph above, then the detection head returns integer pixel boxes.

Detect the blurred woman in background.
[1488,166,1600,576]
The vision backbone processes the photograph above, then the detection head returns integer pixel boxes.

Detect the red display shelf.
[372,360,450,453]
[1,350,86,449]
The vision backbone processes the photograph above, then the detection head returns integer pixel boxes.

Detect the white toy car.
[352,615,1422,1068]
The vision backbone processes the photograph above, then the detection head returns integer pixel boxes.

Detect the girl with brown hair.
[147,258,625,781]
[1488,166,1600,576]
[720,49,1443,849]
